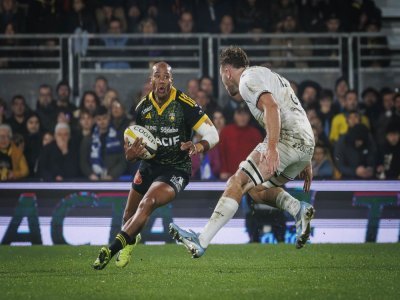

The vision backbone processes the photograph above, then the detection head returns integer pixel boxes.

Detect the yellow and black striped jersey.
[133,86,209,174]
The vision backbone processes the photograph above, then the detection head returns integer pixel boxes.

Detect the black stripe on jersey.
[255,90,271,109]
[241,167,257,186]
[247,159,263,183]
[272,71,288,87]
[281,172,294,181]
[267,179,278,187]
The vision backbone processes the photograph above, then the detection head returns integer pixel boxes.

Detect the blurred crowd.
[0,0,398,182]
[0,74,399,182]
[0,0,385,35]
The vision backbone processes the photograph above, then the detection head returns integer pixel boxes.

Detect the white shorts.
[253,140,313,181]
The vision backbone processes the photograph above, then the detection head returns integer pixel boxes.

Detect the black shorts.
[132,161,190,196]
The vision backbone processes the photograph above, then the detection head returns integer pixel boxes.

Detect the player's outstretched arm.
[256,92,281,175]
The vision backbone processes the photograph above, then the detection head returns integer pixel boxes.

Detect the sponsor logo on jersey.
[170,175,184,192]
[169,112,175,122]
[142,105,153,115]
[133,170,142,185]
[145,125,157,132]
[156,136,180,147]
[160,126,179,134]
[145,112,151,119]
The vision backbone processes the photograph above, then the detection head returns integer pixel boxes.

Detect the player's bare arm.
[256,92,281,174]
[181,116,219,157]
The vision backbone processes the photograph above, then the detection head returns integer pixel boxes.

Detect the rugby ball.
[124,125,157,159]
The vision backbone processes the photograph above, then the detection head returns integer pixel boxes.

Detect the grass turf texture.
[0,244,399,300]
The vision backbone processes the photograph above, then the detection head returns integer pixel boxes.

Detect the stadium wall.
[0,181,399,246]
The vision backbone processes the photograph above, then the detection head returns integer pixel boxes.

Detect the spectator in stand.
[191,108,226,180]
[64,0,97,33]
[346,0,382,32]
[195,89,219,117]
[334,124,377,179]
[152,0,196,33]
[329,90,370,144]
[212,109,226,134]
[125,0,143,33]
[360,87,382,132]
[219,104,263,180]
[6,95,30,136]
[0,124,28,180]
[200,76,215,99]
[74,91,100,118]
[309,112,330,149]
[42,131,54,146]
[195,0,233,33]
[314,12,343,68]
[55,81,77,116]
[318,89,337,139]
[235,0,269,32]
[100,18,131,69]
[102,88,119,110]
[376,121,400,180]
[297,0,329,32]
[0,0,25,33]
[26,0,62,33]
[0,21,21,69]
[76,108,94,145]
[110,99,131,144]
[219,14,235,35]
[80,105,126,181]
[375,89,395,146]
[171,11,200,67]
[132,79,152,109]
[178,11,195,33]
[138,17,163,58]
[333,76,349,112]
[186,78,200,100]
[269,14,312,68]
[35,84,57,133]
[38,122,80,181]
[24,113,43,178]
[94,76,108,103]
[298,80,321,110]
[312,143,334,179]
[270,0,298,32]
[392,92,400,124]
[0,97,7,125]
[361,19,390,67]
[96,0,127,33]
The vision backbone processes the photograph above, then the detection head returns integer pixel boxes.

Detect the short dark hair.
[94,105,109,117]
[56,80,70,93]
[219,46,249,69]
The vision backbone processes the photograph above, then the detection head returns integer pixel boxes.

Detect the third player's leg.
[123,182,176,237]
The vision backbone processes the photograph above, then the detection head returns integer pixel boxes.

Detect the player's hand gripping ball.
[124,125,158,159]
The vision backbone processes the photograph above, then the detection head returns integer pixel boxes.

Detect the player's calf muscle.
[223,171,252,201]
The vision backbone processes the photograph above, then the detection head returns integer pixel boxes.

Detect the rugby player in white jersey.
[169,46,315,257]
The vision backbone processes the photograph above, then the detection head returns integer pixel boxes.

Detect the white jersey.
[239,66,315,148]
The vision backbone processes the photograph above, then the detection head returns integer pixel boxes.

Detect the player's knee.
[227,171,247,191]
[138,196,157,214]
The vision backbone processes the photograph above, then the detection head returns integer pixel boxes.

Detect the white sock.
[276,191,301,217]
[198,197,239,248]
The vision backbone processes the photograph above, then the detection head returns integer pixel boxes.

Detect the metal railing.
[0,33,397,107]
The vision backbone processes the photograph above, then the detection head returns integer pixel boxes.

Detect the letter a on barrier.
[1,193,42,245]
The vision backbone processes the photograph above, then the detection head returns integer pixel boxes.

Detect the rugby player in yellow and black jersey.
[93,62,219,270]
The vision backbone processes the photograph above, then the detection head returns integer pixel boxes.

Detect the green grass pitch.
[1,243,399,299]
